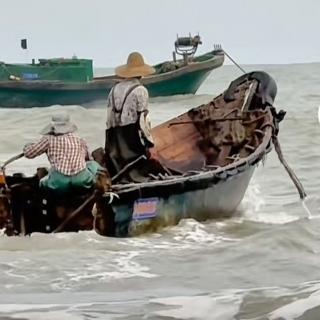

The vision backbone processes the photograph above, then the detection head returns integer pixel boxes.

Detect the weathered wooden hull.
[0,53,224,108]
[111,166,255,237]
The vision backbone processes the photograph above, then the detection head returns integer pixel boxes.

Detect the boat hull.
[0,54,224,108]
[147,68,212,97]
[111,166,255,237]
[1,71,281,239]
[0,87,107,108]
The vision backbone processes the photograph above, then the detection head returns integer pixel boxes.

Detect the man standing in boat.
[23,113,100,193]
[105,52,156,182]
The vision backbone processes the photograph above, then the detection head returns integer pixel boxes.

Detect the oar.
[0,152,24,195]
[52,191,98,233]
[1,153,24,170]
[111,155,147,182]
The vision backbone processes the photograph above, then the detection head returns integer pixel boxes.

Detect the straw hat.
[115,52,155,78]
[40,113,77,135]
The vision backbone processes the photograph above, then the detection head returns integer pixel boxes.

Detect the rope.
[222,49,247,74]
[111,155,147,183]
[272,135,307,199]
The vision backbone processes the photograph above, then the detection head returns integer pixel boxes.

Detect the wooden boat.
[0,36,224,108]
[0,71,284,237]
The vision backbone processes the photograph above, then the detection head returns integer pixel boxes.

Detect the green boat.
[0,36,224,108]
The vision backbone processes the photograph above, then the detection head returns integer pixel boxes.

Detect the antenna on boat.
[20,38,29,63]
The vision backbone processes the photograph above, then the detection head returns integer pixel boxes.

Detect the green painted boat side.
[0,87,107,108]
[147,68,212,96]
[0,51,224,108]
[0,58,93,82]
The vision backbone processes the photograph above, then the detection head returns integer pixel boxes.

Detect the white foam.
[300,195,320,218]
[48,250,158,291]
[239,182,300,224]
[269,289,320,320]
[120,219,236,252]
[240,182,266,214]
[0,230,113,252]
[171,219,236,246]
[0,304,61,313]
[109,251,158,279]
[11,311,83,320]
[152,295,242,319]
[0,303,104,320]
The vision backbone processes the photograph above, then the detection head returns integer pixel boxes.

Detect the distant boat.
[1,71,281,237]
[0,35,224,108]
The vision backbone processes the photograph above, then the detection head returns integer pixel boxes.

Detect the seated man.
[23,113,100,194]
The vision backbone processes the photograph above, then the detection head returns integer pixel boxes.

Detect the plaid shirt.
[23,133,91,176]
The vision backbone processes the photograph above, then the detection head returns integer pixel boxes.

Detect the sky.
[0,0,319,67]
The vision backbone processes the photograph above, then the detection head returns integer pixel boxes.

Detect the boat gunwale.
[141,52,224,84]
[93,50,224,81]
[112,108,274,196]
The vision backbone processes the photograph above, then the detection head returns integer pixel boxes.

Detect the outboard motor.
[224,71,277,108]
[224,71,286,134]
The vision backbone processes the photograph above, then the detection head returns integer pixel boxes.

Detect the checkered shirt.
[23,133,91,176]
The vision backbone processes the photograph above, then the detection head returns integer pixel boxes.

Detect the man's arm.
[136,86,149,115]
[82,139,92,161]
[23,137,49,159]
[106,88,114,129]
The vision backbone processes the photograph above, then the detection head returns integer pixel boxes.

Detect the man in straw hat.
[105,52,156,182]
[23,113,101,193]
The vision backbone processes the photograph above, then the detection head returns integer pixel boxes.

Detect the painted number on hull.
[133,198,159,221]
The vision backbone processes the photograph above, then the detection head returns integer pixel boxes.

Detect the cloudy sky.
[0,0,319,67]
